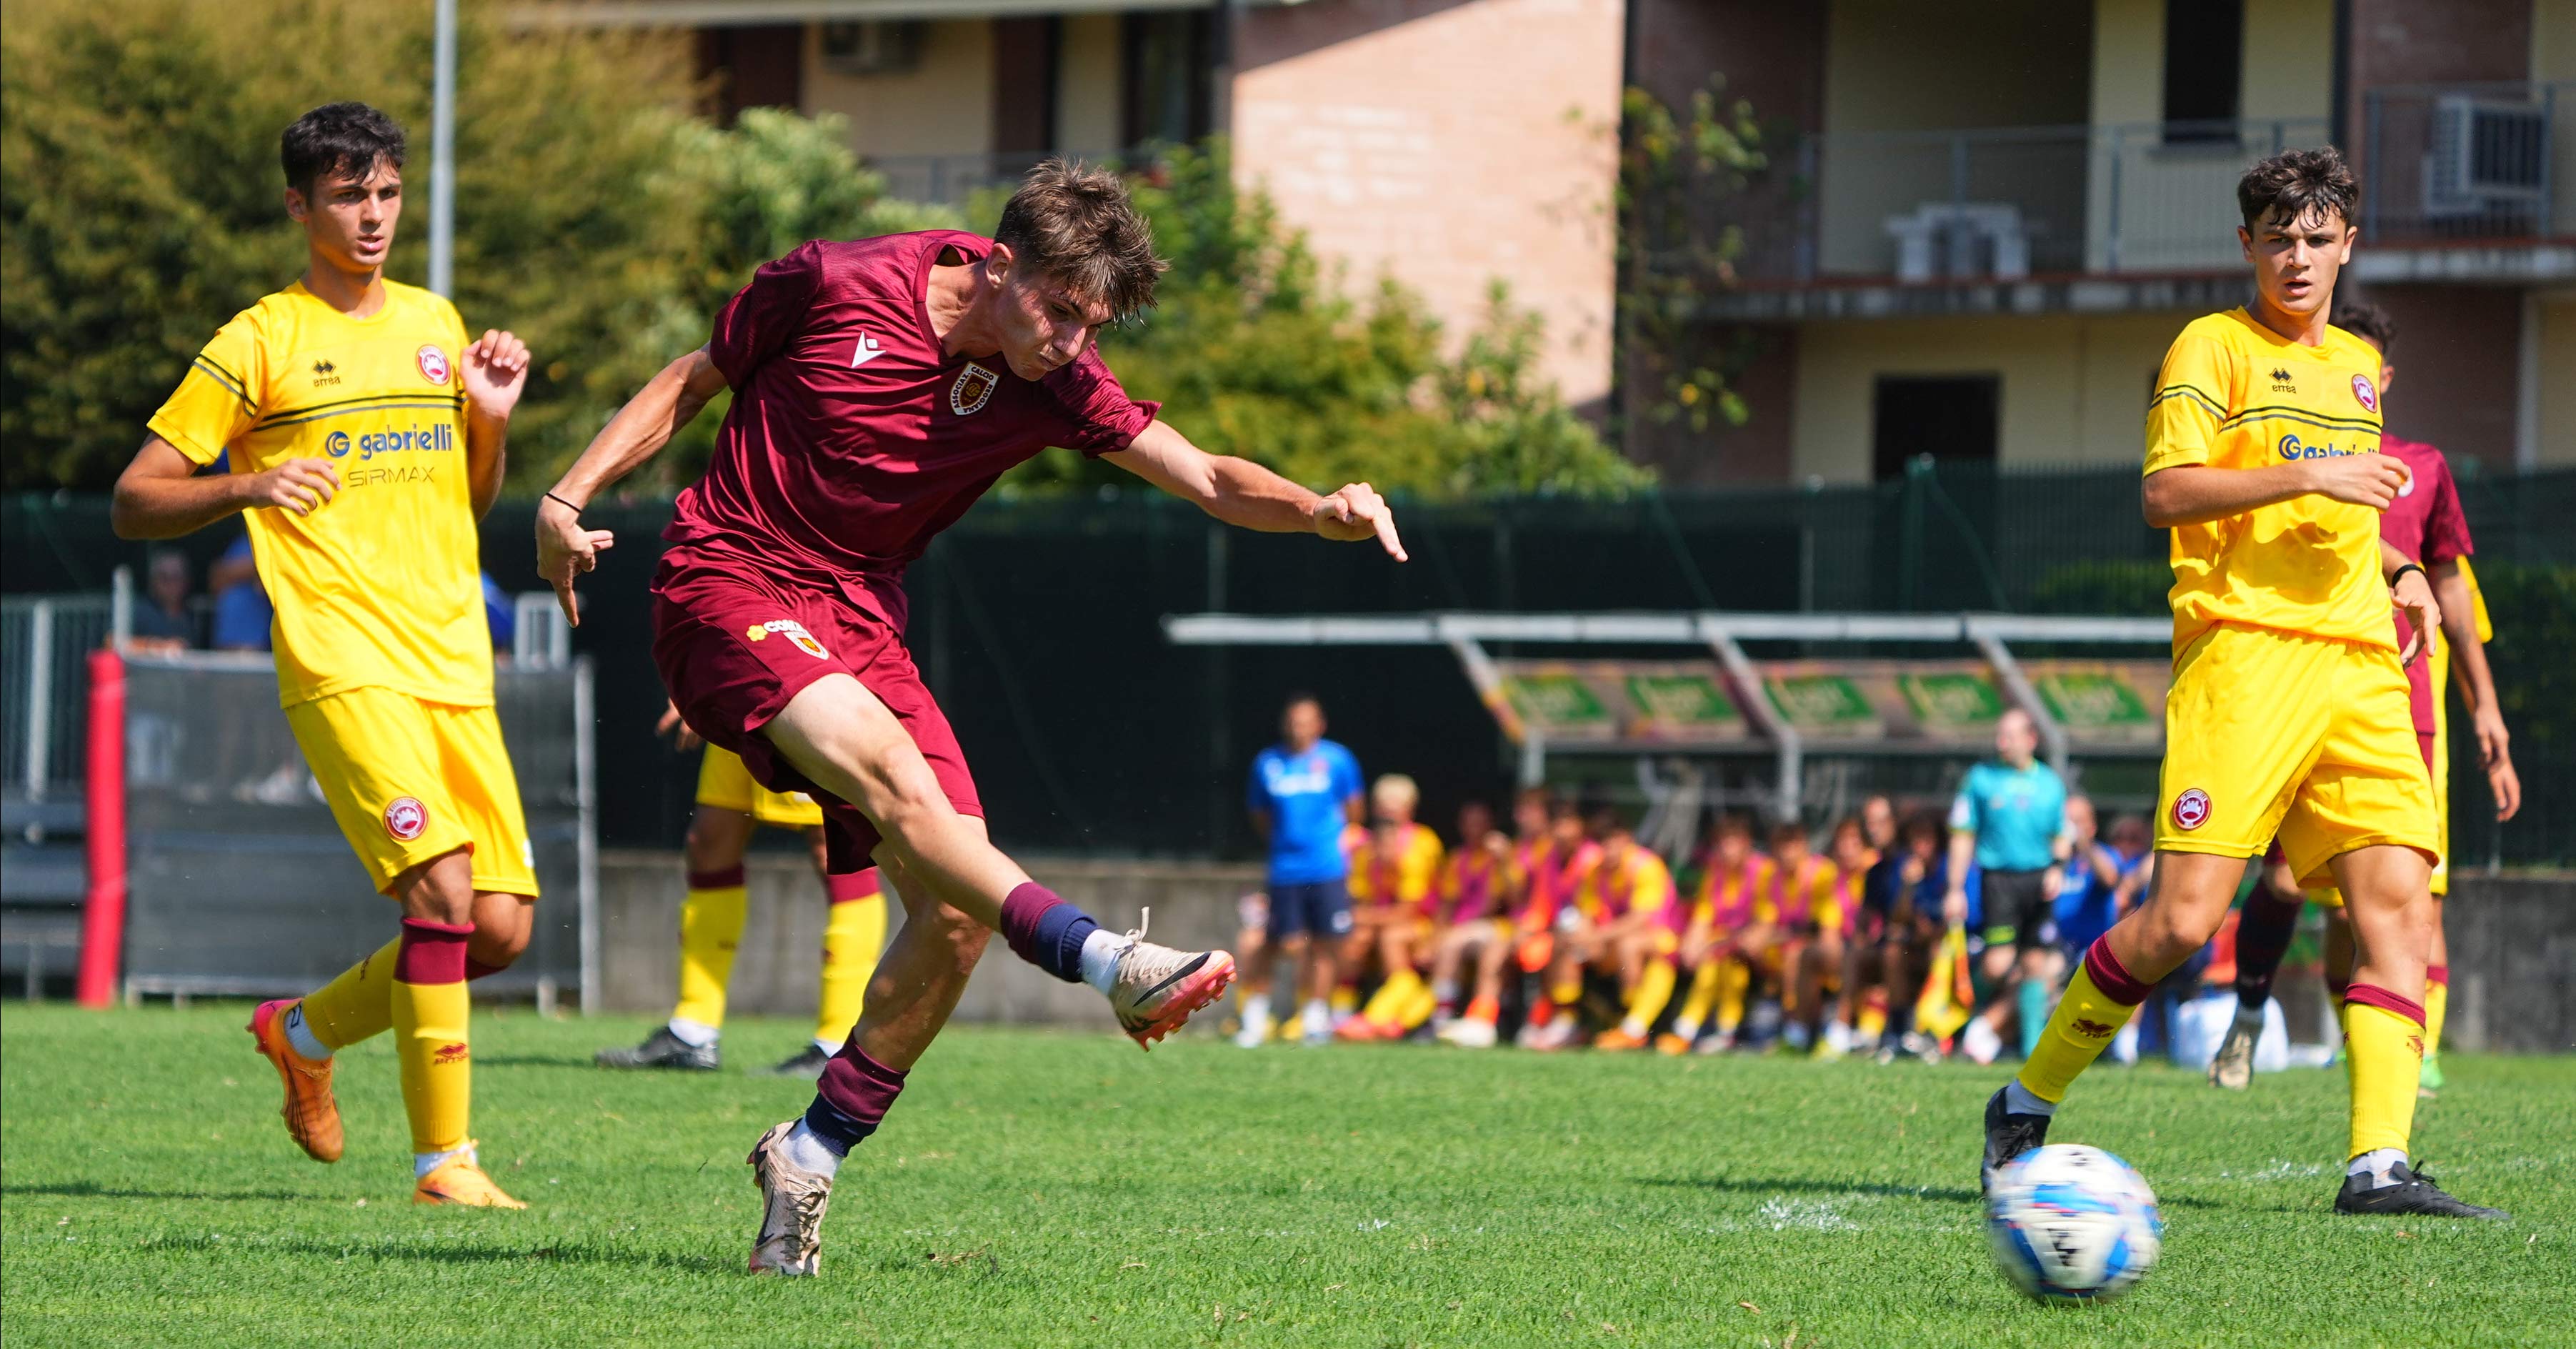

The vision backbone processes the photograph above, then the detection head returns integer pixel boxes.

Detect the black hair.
[2237,145,2357,230]
[2331,300,2397,353]
[1282,691,1322,713]
[281,102,406,195]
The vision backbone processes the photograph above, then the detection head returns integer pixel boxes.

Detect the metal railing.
[1,594,114,806]
[1696,117,2338,284]
[2363,81,2570,243]
[864,148,1136,208]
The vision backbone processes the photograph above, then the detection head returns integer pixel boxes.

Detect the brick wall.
[1229,0,1626,409]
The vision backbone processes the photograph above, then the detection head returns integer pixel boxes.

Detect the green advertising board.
[1897,667,2006,734]
[1498,667,1615,740]
[1764,668,1881,737]
[1624,669,1743,742]
[2026,662,2165,746]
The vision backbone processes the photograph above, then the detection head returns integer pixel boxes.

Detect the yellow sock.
[301,937,399,1050]
[1330,985,1358,1016]
[1623,957,1677,1032]
[1362,968,1418,1025]
[1399,978,1438,1030]
[1715,960,1750,1033]
[673,872,749,1030]
[2015,957,2143,1105]
[2345,995,2426,1159]
[814,885,886,1048]
[2422,975,2447,1065]
[1674,961,1721,1035]
[391,920,474,1155]
[1857,998,1887,1042]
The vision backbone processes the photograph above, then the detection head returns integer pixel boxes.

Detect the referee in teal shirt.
[1943,708,2067,1065]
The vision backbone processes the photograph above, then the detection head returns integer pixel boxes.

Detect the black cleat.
[754,1044,833,1079]
[1980,1087,2052,1194]
[2333,1161,2510,1220]
[596,1027,719,1072]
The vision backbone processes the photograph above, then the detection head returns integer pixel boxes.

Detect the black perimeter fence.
[9,461,2571,865]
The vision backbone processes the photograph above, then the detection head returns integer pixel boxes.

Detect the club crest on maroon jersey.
[950,362,999,417]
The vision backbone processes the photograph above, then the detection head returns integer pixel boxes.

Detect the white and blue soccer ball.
[1985,1143,2163,1304]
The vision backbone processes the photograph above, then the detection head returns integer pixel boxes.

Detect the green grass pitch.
[3,1005,2570,1347]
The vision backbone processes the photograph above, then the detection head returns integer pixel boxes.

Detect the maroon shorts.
[652,547,980,870]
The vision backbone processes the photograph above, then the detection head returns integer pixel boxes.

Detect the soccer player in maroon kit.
[2209,301,2522,1095]
[536,162,1407,1275]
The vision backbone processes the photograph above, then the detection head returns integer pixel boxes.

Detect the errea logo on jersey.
[2277,434,2352,461]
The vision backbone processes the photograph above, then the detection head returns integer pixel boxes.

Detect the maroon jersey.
[665,230,1158,630]
[2379,436,2473,740]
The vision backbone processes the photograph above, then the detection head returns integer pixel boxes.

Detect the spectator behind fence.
[1236,693,1364,1049]
[126,548,200,651]
[209,532,273,651]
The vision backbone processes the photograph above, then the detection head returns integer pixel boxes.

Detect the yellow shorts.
[2306,637,2454,907]
[2157,624,2437,889]
[696,745,824,828]
[285,688,538,897]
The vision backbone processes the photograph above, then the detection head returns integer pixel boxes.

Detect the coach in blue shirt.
[1944,707,2068,1064]
[1237,693,1363,1047]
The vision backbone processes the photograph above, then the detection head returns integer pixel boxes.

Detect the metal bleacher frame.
[1163,610,2172,823]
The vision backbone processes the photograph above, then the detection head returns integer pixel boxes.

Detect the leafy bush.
[1006,143,1648,499]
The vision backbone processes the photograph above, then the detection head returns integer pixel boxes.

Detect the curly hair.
[2237,145,2357,230]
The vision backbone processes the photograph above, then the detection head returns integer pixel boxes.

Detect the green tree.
[1615,79,1771,438]
[1007,142,1647,499]
[1,0,710,491]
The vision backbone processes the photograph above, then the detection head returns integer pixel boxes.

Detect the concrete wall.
[2440,872,2576,1052]
[1057,11,1124,152]
[594,851,1259,1035]
[588,852,2573,1052]
[804,18,994,159]
[1815,0,2092,275]
[1788,311,2184,482]
[1230,0,1625,408]
[2537,291,2576,469]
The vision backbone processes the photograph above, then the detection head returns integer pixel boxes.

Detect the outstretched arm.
[1105,419,1407,561]
[534,347,730,624]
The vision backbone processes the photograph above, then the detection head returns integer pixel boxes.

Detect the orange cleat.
[1654,1032,1694,1057]
[414,1147,527,1208]
[1334,1016,1381,1042]
[1594,1027,1649,1052]
[247,998,343,1163]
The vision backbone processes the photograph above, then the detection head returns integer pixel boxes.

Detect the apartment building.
[1629,0,2576,484]
[515,0,1626,408]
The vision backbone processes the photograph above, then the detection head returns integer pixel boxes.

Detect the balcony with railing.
[1692,91,2570,319]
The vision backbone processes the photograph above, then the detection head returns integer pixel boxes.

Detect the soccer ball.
[1985,1144,2162,1303]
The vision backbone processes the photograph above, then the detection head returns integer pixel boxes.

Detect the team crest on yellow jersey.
[416,344,451,385]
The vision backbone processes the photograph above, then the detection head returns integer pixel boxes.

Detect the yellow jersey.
[1349,822,1446,910]
[2144,308,2390,652]
[149,279,489,709]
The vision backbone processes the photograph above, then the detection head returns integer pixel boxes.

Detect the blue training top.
[1247,740,1362,886]
[2053,842,2146,951]
[1948,759,2066,873]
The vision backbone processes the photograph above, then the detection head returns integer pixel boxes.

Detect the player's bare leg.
[1230,907,1275,1047]
[1432,922,1505,1047]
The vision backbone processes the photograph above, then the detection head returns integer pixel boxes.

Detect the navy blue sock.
[801,1096,874,1156]
[1040,905,1098,985]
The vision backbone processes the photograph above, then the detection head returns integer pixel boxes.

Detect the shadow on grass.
[135,1231,736,1274]
[471,1055,624,1069]
[5,1180,334,1203]
[1639,1174,2225,1211]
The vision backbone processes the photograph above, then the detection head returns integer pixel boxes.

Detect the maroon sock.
[2080,935,2152,1007]
[395,918,473,984]
[997,881,1098,983]
[804,1045,907,1155]
[465,958,504,981]
[826,867,882,905]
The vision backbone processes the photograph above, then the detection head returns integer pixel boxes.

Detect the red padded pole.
[75,647,127,1008]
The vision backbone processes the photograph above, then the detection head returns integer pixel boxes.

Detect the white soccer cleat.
[1102,910,1237,1050]
[747,1121,833,1277]
[2208,1014,2259,1090]
[1233,1010,1276,1049]
[1439,1017,1498,1049]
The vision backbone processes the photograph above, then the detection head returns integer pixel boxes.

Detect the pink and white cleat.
[1102,910,1236,1050]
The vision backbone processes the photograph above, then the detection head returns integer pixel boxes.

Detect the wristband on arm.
[544,490,584,517]
[2387,562,2425,589]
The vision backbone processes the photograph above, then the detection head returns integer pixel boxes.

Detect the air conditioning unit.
[2421,94,2547,218]
[820,20,925,77]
